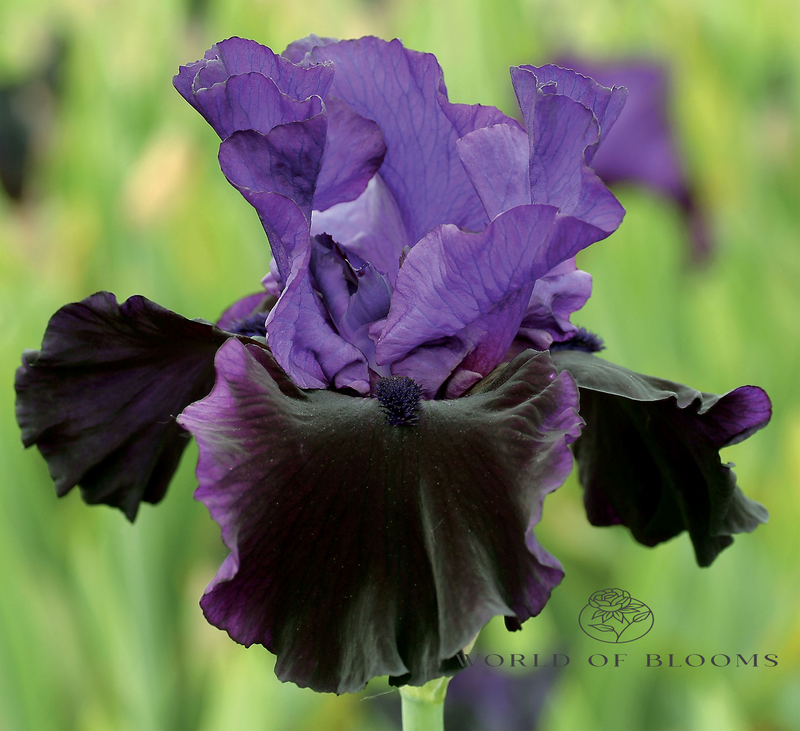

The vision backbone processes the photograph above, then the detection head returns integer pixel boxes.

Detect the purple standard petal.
[190,73,324,141]
[14,292,237,520]
[309,235,392,368]
[511,66,626,233]
[440,97,523,139]
[174,37,334,124]
[552,349,771,566]
[457,123,531,220]
[267,254,371,393]
[219,117,326,223]
[378,204,605,396]
[218,116,325,280]
[177,38,384,219]
[312,97,386,212]
[178,341,581,694]
[559,58,713,263]
[217,109,384,384]
[311,174,410,284]
[306,37,490,240]
[515,258,593,351]
[282,34,338,64]
[516,64,627,158]
[218,114,370,390]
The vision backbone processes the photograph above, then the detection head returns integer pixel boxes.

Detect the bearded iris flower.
[15,36,770,696]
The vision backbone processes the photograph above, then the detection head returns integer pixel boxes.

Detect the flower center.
[550,327,605,353]
[375,376,423,426]
[226,312,268,339]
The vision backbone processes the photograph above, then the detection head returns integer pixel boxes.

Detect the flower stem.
[399,677,451,731]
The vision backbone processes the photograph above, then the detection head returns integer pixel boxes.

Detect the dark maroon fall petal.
[178,341,582,693]
[552,349,771,566]
[15,292,246,520]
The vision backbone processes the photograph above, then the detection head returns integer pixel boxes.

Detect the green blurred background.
[1,0,797,728]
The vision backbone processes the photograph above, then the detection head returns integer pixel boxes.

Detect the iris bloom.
[15,36,771,695]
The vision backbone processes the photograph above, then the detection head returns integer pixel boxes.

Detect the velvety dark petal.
[14,292,233,520]
[551,349,771,566]
[377,204,563,395]
[313,97,386,211]
[457,123,531,220]
[311,174,410,284]
[306,37,489,240]
[178,342,581,693]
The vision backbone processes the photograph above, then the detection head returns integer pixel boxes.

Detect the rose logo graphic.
[579,588,654,643]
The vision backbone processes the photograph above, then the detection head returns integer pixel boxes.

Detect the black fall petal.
[178,341,582,694]
[551,349,772,566]
[14,291,244,520]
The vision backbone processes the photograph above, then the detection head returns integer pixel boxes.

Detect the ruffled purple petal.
[312,97,386,212]
[305,37,489,240]
[218,117,325,286]
[377,204,588,395]
[282,34,338,64]
[515,259,593,351]
[178,40,383,213]
[516,64,627,159]
[174,37,334,119]
[267,253,370,393]
[511,66,625,233]
[309,236,392,368]
[14,292,234,520]
[557,60,682,195]
[192,73,324,140]
[557,58,713,263]
[440,99,523,138]
[219,118,326,219]
[216,111,371,390]
[178,341,581,693]
[457,123,531,220]
[311,174,410,284]
[552,349,771,566]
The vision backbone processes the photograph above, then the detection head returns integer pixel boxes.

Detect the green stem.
[399,676,451,731]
